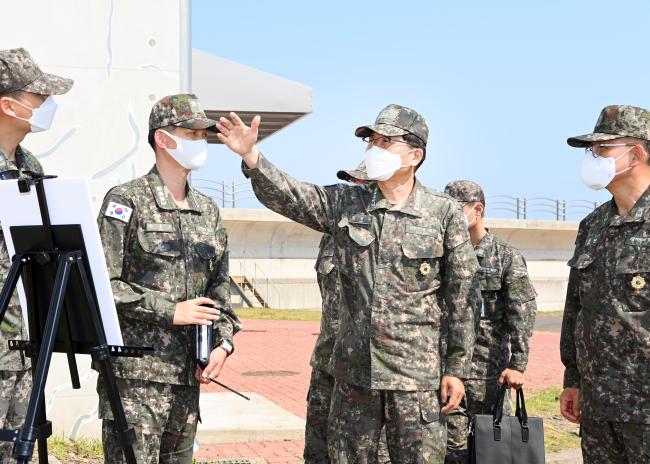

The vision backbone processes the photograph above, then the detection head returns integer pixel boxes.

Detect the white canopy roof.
[192,49,313,143]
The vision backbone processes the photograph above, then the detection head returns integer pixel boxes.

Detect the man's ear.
[630,143,648,167]
[475,202,485,216]
[412,148,424,166]
[0,96,15,117]
[154,129,168,150]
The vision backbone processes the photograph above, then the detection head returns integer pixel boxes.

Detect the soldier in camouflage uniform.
[96,94,241,463]
[443,180,538,464]
[217,105,480,463]
[304,164,371,464]
[560,105,650,463]
[0,47,73,461]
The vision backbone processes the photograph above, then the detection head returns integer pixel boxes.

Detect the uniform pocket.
[336,216,374,275]
[616,253,650,313]
[137,228,180,258]
[402,234,444,293]
[418,390,441,424]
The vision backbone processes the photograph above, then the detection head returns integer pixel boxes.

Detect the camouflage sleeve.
[502,250,537,372]
[560,268,581,388]
[560,224,586,389]
[97,192,176,328]
[243,154,338,234]
[206,213,241,347]
[441,206,480,378]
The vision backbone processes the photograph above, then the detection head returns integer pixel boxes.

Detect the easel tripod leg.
[12,254,74,464]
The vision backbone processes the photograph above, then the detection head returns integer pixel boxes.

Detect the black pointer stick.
[209,378,250,401]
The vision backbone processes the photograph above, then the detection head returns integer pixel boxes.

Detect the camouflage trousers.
[328,380,446,464]
[304,367,335,463]
[444,379,512,464]
[97,377,199,464]
[0,369,30,462]
[580,418,650,463]
[304,368,391,464]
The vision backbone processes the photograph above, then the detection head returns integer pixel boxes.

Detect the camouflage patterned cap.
[149,94,217,131]
[337,161,369,182]
[444,180,485,206]
[355,104,429,145]
[0,48,73,96]
[567,105,650,148]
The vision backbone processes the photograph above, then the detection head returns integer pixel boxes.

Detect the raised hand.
[216,112,261,159]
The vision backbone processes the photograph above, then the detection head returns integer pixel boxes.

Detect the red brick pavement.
[195,319,563,463]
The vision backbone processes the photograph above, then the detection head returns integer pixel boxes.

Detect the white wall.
[3,0,184,208]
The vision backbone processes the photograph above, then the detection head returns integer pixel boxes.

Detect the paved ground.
[194,317,567,463]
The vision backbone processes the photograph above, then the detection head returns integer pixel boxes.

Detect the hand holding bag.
[468,383,545,463]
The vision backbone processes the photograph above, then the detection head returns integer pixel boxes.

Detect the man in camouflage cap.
[96,94,241,462]
[0,47,73,460]
[217,105,479,463]
[561,105,650,463]
[443,180,537,464]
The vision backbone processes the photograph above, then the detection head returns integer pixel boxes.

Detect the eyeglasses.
[361,135,411,147]
[585,143,637,158]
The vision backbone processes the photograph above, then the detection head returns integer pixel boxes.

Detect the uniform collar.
[0,145,40,176]
[474,230,494,258]
[367,178,425,217]
[607,184,650,226]
[146,165,201,212]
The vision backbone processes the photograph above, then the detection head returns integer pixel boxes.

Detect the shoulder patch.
[104,201,133,223]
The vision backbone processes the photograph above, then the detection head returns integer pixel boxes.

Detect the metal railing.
[192,179,256,208]
[486,196,600,221]
[238,259,282,309]
[192,179,602,221]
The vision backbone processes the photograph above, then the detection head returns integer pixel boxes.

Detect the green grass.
[47,435,103,462]
[526,386,581,454]
[235,307,322,321]
[535,310,564,318]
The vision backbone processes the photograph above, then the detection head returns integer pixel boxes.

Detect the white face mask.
[580,147,633,190]
[464,206,478,228]
[364,146,414,181]
[160,130,208,170]
[10,95,58,133]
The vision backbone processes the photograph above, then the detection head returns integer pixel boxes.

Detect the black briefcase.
[468,383,545,463]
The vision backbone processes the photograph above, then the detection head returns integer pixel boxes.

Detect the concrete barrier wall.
[222,209,579,311]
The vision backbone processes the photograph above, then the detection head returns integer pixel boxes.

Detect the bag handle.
[490,382,509,441]
[515,388,530,443]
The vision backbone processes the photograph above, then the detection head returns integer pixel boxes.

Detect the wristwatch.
[218,339,234,356]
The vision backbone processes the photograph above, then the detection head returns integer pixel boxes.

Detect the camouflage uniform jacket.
[469,232,537,379]
[561,187,650,424]
[244,155,479,391]
[310,234,339,374]
[98,166,241,386]
[0,145,42,371]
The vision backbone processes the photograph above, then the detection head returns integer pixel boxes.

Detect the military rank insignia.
[419,262,431,276]
[631,275,646,290]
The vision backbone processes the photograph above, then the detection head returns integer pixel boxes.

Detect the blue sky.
[192,0,649,219]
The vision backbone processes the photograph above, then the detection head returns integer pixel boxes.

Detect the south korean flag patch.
[105,201,133,223]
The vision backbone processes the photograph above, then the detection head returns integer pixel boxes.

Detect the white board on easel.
[0,177,123,345]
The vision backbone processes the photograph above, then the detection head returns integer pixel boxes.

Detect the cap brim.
[337,168,369,182]
[22,72,73,96]
[354,124,409,138]
[175,117,219,130]
[567,132,621,148]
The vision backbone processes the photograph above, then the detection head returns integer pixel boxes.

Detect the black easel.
[0,176,152,464]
